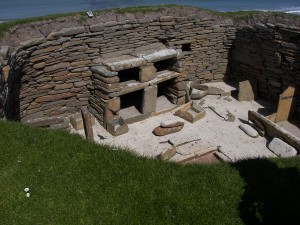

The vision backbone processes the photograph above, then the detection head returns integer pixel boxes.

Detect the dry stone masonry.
[0,7,299,135]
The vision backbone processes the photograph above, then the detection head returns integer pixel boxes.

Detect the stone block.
[142,85,157,114]
[140,49,177,63]
[238,80,256,101]
[91,66,118,77]
[44,62,70,73]
[0,46,9,60]
[268,137,297,157]
[59,27,85,36]
[106,117,129,136]
[107,97,120,113]
[139,65,157,82]
[70,113,83,130]
[103,55,147,72]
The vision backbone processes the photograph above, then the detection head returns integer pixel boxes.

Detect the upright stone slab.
[142,85,157,114]
[275,86,295,123]
[81,107,94,141]
[238,80,256,101]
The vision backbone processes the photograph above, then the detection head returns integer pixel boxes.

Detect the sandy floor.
[73,91,279,162]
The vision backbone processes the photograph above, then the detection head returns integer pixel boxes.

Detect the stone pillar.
[139,64,157,82]
[104,97,120,128]
[142,85,157,114]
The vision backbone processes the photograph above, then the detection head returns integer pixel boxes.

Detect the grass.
[0,120,299,224]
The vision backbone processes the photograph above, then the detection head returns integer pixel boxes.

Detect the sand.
[72,92,279,162]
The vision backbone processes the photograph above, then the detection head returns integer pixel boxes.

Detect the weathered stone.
[47,32,61,40]
[275,86,295,123]
[142,85,157,114]
[106,117,129,136]
[0,46,9,60]
[2,65,10,82]
[90,23,105,32]
[35,92,76,103]
[54,83,73,90]
[25,115,65,127]
[103,55,147,72]
[50,118,70,130]
[160,16,174,22]
[160,119,184,128]
[33,62,46,70]
[153,124,184,136]
[140,49,177,63]
[139,65,157,82]
[71,60,92,67]
[238,80,256,101]
[207,86,225,95]
[81,107,94,140]
[175,102,206,123]
[91,66,118,77]
[107,97,120,113]
[239,124,259,138]
[44,62,70,73]
[157,146,177,160]
[268,137,297,157]
[59,27,85,36]
[20,38,46,48]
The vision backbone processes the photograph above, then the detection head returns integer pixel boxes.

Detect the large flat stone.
[268,137,297,157]
[25,115,65,127]
[102,55,146,72]
[139,49,177,63]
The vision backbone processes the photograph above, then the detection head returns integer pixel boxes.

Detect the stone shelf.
[102,55,146,72]
[149,70,180,85]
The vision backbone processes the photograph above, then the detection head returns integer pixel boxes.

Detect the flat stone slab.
[268,137,297,157]
[102,55,146,71]
[239,124,259,138]
[91,66,118,77]
[139,49,177,63]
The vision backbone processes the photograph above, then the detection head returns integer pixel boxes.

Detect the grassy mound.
[0,120,299,224]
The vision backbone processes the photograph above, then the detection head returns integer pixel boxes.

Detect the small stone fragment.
[239,124,259,138]
[268,137,298,157]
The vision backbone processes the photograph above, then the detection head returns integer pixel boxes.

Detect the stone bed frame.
[0,7,299,135]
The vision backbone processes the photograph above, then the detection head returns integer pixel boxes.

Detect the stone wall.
[230,23,300,109]
[0,7,234,129]
[1,7,299,131]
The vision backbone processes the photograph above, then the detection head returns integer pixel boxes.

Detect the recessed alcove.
[119,89,144,122]
[156,79,177,113]
[182,43,192,52]
[154,58,175,72]
[118,67,140,83]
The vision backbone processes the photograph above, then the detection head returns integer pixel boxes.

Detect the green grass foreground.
[0,120,299,224]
